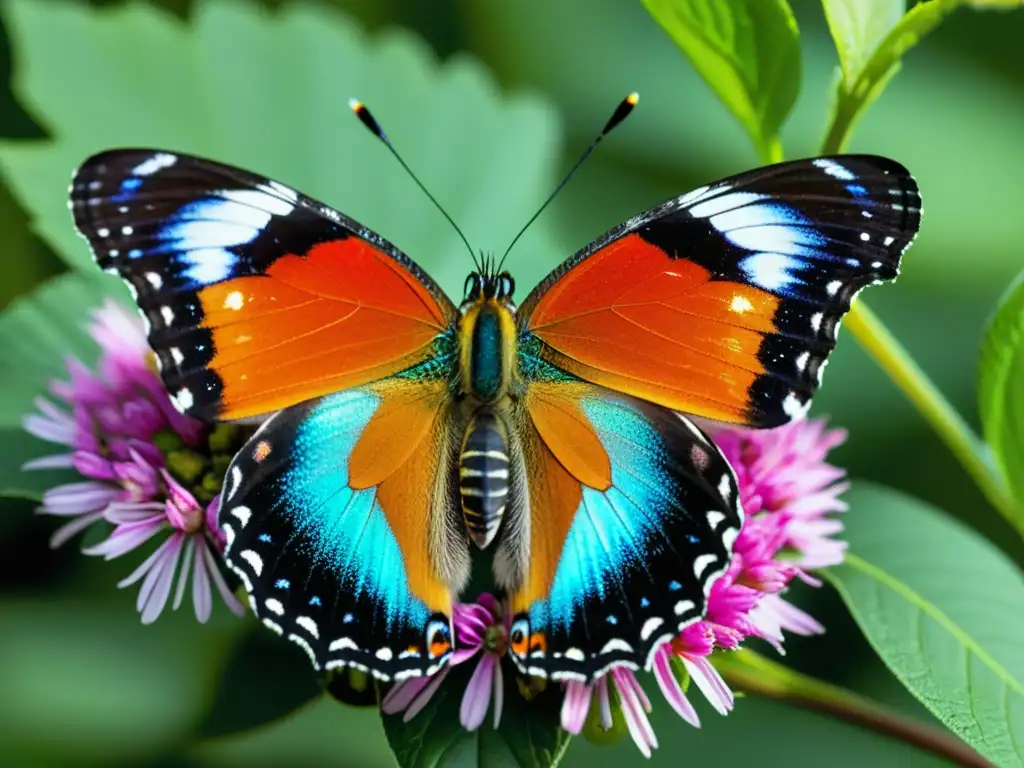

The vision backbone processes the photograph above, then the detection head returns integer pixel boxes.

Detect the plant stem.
[843,302,1021,532]
[715,650,992,768]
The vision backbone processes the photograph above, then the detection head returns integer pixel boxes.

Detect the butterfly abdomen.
[459,410,509,549]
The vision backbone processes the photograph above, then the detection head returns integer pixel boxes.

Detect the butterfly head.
[462,270,515,307]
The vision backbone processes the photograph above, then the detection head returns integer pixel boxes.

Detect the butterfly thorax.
[456,271,517,549]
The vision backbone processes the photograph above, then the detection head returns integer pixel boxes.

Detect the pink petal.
[173,536,195,611]
[85,516,166,559]
[133,533,184,624]
[22,453,74,470]
[40,482,117,515]
[451,646,483,666]
[491,654,504,729]
[49,509,106,549]
[683,655,733,715]
[653,646,699,727]
[560,680,592,734]
[201,540,244,616]
[403,666,450,722]
[611,669,657,758]
[460,654,495,731]
[191,538,212,622]
[382,676,433,714]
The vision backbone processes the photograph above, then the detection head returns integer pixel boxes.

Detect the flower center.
[179,505,204,534]
[483,622,508,656]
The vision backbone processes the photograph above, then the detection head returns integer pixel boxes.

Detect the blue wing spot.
[113,177,142,202]
[846,184,868,197]
[607,615,618,625]
[343,612,355,624]
[275,578,290,590]
[686,534,699,545]
[258,533,272,543]
[640,597,650,609]
[309,596,322,607]
[669,580,683,591]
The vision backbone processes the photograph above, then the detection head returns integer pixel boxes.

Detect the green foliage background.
[0,0,1021,765]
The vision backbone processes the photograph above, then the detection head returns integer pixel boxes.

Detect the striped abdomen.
[459,411,509,549]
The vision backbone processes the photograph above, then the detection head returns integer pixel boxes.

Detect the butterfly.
[69,95,921,684]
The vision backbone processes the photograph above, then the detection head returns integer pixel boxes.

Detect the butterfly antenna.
[349,98,480,270]
[496,92,639,273]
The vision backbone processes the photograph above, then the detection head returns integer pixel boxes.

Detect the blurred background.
[0,0,1020,765]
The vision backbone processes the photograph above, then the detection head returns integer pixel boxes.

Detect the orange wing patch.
[375,400,455,616]
[526,233,781,424]
[508,422,583,615]
[526,382,611,491]
[199,238,453,420]
[349,378,449,490]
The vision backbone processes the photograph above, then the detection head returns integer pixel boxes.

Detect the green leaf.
[194,625,324,740]
[822,1,905,88]
[0,271,121,428]
[819,0,1021,152]
[640,0,800,163]
[381,660,571,768]
[0,0,560,300]
[0,271,126,499]
[979,270,1024,508]
[827,482,1024,768]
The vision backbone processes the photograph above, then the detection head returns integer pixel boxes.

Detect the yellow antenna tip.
[626,92,640,106]
[348,98,364,113]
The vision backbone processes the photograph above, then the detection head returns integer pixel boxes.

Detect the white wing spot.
[813,158,855,180]
[295,616,319,640]
[639,617,665,642]
[238,549,263,576]
[231,505,252,527]
[224,290,245,310]
[707,510,727,530]
[717,474,732,504]
[599,638,633,655]
[171,386,193,412]
[160,305,175,325]
[692,554,717,579]
[782,392,810,419]
[227,467,243,501]
[330,637,358,652]
[674,600,696,616]
[375,647,394,661]
[132,153,177,176]
[265,598,284,616]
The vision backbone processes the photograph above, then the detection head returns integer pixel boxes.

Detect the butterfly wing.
[71,149,457,421]
[501,360,742,682]
[518,156,921,427]
[219,366,462,680]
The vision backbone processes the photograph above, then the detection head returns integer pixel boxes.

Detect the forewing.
[219,371,461,680]
[71,149,457,421]
[520,156,921,427]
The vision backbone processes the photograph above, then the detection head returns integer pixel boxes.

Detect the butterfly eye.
[498,272,515,298]
[463,273,483,300]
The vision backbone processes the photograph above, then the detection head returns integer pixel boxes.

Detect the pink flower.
[383,594,508,730]
[22,299,244,623]
[559,418,848,755]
